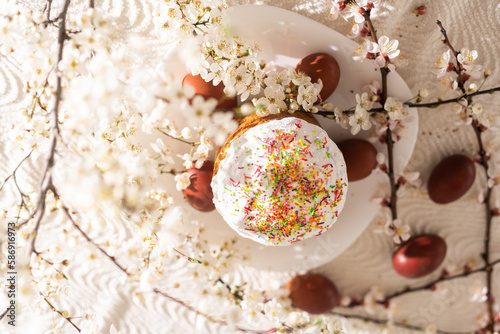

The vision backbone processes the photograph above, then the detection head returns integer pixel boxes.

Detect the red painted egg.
[286,274,339,314]
[295,52,341,100]
[183,160,215,212]
[182,73,238,110]
[392,234,447,278]
[427,154,476,204]
[337,139,378,181]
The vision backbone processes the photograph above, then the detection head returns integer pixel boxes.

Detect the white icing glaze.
[211,117,348,246]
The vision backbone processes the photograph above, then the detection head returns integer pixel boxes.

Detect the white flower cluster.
[434,49,497,128]
[329,0,406,71]
[154,0,323,117]
[332,80,412,138]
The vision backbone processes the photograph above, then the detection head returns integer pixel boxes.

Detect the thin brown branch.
[363,12,378,43]
[316,85,500,118]
[172,248,203,264]
[406,86,500,108]
[156,128,197,146]
[153,288,270,334]
[436,21,458,58]
[44,298,81,333]
[384,257,500,302]
[473,121,495,330]
[0,152,32,193]
[60,205,131,276]
[46,0,54,22]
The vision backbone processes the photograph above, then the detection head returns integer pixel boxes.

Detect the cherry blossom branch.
[315,85,500,117]
[0,152,31,194]
[156,128,197,147]
[19,0,71,258]
[343,257,500,309]
[60,199,265,334]
[364,9,400,237]
[0,152,32,218]
[160,169,185,175]
[44,297,81,333]
[60,204,131,276]
[405,86,500,108]
[152,288,271,334]
[436,20,496,331]
[172,248,203,264]
[387,257,500,302]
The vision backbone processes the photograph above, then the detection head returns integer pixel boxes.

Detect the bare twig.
[0,152,32,193]
[155,128,197,146]
[172,248,203,264]
[44,298,81,333]
[406,86,500,108]
[153,288,271,334]
[60,205,131,276]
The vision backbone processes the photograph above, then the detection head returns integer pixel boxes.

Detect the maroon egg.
[337,139,378,181]
[182,160,215,212]
[286,274,339,314]
[427,154,476,204]
[295,52,341,100]
[182,73,238,110]
[392,234,447,279]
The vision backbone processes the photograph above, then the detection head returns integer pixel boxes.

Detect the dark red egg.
[182,73,238,110]
[337,139,378,181]
[182,160,215,212]
[427,154,476,204]
[295,52,341,100]
[286,273,339,314]
[392,234,447,279]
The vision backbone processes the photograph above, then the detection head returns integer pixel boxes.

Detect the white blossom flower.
[457,48,482,80]
[384,97,407,121]
[205,111,238,145]
[297,82,321,110]
[225,305,243,325]
[334,107,349,129]
[388,219,411,244]
[469,280,488,303]
[263,298,285,322]
[374,36,401,68]
[470,103,483,115]
[286,311,310,327]
[363,285,385,314]
[174,172,191,191]
[348,107,371,135]
[435,50,454,78]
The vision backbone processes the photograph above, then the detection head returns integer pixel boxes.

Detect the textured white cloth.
[1,0,500,333]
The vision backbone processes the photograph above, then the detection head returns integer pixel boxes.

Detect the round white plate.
[165,5,418,271]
